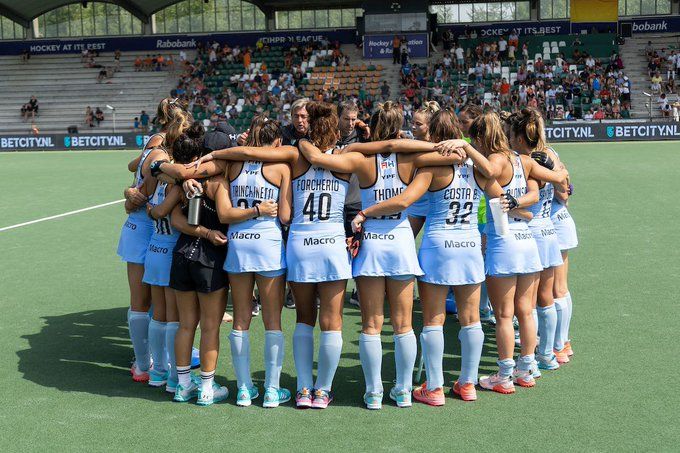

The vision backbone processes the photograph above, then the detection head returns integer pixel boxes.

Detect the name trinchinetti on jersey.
[363,232,395,240]
[296,179,340,192]
[230,232,261,240]
[444,240,477,248]
[443,187,480,201]
[373,187,403,202]
[231,185,276,200]
[303,237,336,246]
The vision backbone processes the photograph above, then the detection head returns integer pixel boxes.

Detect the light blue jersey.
[528,182,563,269]
[116,145,155,264]
[353,154,423,278]
[143,181,180,286]
[225,161,286,274]
[287,150,352,282]
[484,152,542,276]
[548,147,578,251]
[418,160,485,285]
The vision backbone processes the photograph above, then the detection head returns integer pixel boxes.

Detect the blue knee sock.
[518,353,535,372]
[565,292,573,342]
[420,326,444,390]
[458,322,484,385]
[315,331,343,392]
[537,305,557,357]
[394,330,417,392]
[554,296,568,351]
[293,323,314,391]
[479,282,491,313]
[359,333,383,394]
[165,322,179,383]
[498,358,515,377]
[128,309,150,371]
[148,319,167,373]
[264,330,284,389]
[229,330,253,389]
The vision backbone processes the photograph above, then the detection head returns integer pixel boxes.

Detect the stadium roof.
[0,0,363,27]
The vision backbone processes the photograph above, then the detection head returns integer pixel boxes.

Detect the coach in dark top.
[282,98,310,146]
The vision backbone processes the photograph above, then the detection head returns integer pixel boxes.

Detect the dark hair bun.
[306,102,334,119]
[185,121,205,140]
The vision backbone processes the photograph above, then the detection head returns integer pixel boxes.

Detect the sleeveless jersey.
[133,133,164,187]
[148,181,179,240]
[486,152,528,227]
[528,182,554,220]
[292,150,348,225]
[360,153,408,226]
[424,160,482,232]
[229,161,281,229]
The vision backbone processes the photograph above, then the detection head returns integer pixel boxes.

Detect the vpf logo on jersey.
[64,136,71,148]
[606,126,615,138]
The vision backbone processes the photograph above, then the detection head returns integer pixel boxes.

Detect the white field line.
[0,199,124,232]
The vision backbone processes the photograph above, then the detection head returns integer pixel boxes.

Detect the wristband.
[150,159,170,177]
[255,205,261,217]
[357,210,367,219]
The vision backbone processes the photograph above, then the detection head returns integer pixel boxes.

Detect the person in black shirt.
[282,98,310,146]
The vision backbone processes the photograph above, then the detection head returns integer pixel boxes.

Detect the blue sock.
[458,322,484,385]
[498,358,515,377]
[565,292,573,342]
[148,319,167,373]
[420,326,444,390]
[264,330,284,389]
[293,323,314,391]
[315,331,343,392]
[128,309,150,371]
[359,333,383,394]
[229,330,252,389]
[479,282,491,313]
[394,330,417,392]
[532,308,539,337]
[554,296,568,351]
[518,354,535,372]
[537,304,557,356]
[165,321,179,383]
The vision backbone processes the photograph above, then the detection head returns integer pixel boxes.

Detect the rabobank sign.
[630,17,680,34]
[156,38,197,49]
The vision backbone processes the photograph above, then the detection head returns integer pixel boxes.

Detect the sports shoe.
[148,368,168,387]
[263,387,292,408]
[284,291,296,309]
[295,388,313,408]
[196,383,229,406]
[363,391,383,410]
[554,348,570,364]
[413,383,445,406]
[236,385,259,407]
[173,380,199,402]
[130,363,150,383]
[537,353,560,370]
[530,360,542,379]
[564,341,574,356]
[190,347,200,369]
[452,381,477,402]
[349,288,360,307]
[389,387,412,408]
[512,369,536,388]
[251,296,261,317]
[312,389,333,409]
[166,374,199,394]
[480,308,496,325]
[479,373,515,394]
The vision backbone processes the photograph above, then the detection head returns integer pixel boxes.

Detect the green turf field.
[1,143,678,452]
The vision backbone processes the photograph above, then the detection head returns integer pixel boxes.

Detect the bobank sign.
[629,16,680,34]
[363,33,429,59]
[0,133,151,151]
[0,30,354,56]
[545,122,680,142]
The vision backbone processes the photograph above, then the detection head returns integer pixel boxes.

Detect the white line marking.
[0,199,125,232]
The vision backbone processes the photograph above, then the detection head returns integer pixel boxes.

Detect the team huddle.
[118,96,578,409]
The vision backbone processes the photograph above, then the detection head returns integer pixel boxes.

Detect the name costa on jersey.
[442,187,481,201]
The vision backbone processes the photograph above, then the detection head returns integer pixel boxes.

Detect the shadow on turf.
[17,307,171,402]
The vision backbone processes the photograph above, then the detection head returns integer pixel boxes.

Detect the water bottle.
[187,192,202,226]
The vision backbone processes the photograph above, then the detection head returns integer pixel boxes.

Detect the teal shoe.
[389,387,412,408]
[263,387,291,408]
[363,391,383,410]
[173,380,198,403]
[148,369,168,388]
[537,354,559,371]
[236,385,259,407]
[196,383,229,406]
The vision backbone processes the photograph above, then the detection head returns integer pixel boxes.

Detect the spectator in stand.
[243,48,251,70]
[85,106,94,127]
[651,72,662,93]
[21,48,30,62]
[455,44,465,70]
[381,81,391,101]
[393,35,401,65]
[134,56,142,71]
[95,107,105,126]
[593,108,605,120]
[140,110,150,132]
[27,96,38,120]
[498,36,508,60]
[133,117,140,131]
[442,29,453,52]
[143,54,152,71]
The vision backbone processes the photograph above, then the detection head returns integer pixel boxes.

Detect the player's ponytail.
[246,114,282,147]
[428,108,463,142]
[469,111,511,157]
[157,97,192,147]
[370,101,404,142]
[513,107,547,152]
[306,101,339,151]
[172,123,205,164]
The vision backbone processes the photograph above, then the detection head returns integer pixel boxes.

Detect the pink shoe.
[130,363,149,383]
[413,383,445,406]
[479,373,515,394]
[312,389,333,409]
[295,388,312,408]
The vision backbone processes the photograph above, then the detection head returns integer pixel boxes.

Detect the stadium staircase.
[620,35,680,119]
[0,52,178,134]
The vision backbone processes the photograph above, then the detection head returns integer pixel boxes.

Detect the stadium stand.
[0,52,178,134]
